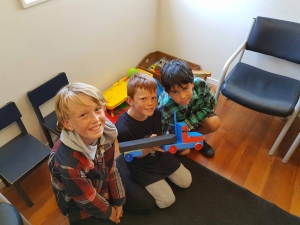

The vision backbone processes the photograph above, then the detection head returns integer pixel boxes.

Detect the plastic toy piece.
[103,69,153,110]
[119,111,203,162]
[124,150,143,162]
[161,141,203,153]
[105,102,130,124]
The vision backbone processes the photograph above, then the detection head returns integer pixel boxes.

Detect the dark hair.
[161,59,194,92]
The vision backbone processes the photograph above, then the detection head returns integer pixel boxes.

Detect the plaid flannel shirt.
[159,77,216,134]
[48,140,125,222]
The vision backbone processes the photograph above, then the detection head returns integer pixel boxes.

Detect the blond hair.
[127,73,157,99]
[55,82,106,124]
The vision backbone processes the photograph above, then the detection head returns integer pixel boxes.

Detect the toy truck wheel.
[124,154,133,162]
[194,143,203,151]
[169,145,177,154]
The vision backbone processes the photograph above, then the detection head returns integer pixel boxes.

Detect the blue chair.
[215,16,300,157]
[27,72,69,147]
[0,102,50,207]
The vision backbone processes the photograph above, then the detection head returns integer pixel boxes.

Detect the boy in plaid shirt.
[159,59,220,157]
[48,82,125,225]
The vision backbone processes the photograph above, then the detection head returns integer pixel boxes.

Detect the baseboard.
[0,179,5,190]
[206,77,219,87]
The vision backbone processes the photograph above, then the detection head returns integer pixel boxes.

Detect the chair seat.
[43,111,60,136]
[0,134,50,184]
[221,62,300,117]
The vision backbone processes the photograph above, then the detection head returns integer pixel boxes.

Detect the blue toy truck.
[119,112,203,162]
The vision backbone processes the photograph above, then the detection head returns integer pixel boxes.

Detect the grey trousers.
[145,163,192,208]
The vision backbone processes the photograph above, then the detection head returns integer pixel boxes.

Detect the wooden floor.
[1,94,300,225]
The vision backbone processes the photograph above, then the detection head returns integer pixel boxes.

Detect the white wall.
[0,0,158,146]
[157,0,300,85]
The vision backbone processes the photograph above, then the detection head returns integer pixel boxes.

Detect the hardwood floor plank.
[217,137,249,179]
[290,160,300,217]
[218,109,237,132]
[41,207,68,225]
[269,122,300,211]
[270,161,298,211]
[206,135,234,173]
[29,195,58,225]
[228,114,271,186]
[229,144,260,186]
[256,155,282,201]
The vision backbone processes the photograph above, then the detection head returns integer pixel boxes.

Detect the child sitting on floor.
[159,59,220,157]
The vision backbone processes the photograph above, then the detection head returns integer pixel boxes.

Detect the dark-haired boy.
[159,59,220,157]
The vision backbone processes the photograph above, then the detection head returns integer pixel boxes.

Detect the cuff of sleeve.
[111,197,126,207]
[100,205,112,220]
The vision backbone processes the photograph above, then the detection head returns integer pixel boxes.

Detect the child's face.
[62,94,106,145]
[168,82,194,106]
[126,88,157,121]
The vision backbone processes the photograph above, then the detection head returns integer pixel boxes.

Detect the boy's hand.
[114,205,123,220]
[151,146,165,153]
[109,206,121,224]
[150,134,165,153]
[138,134,165,157]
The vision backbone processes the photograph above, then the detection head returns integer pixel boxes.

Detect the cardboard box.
[136,51,210,83]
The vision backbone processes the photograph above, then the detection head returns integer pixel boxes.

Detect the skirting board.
[206,77,219,87]
[0,179,4,190]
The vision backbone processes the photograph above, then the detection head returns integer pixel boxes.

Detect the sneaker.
[199,140,215,157]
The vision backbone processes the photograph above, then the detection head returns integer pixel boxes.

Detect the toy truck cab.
[161,112,203,154]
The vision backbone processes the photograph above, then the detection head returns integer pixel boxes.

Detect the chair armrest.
[215,40,247,101]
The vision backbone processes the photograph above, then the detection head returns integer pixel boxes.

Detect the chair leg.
[269,100,300,156]
[14,182,33,208]
[282,133,300,163]
[42,127,54,148]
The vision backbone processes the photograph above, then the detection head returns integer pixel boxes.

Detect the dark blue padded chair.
[215,17,300,157]
[27,72,69,148]
[0,203,23,225]
[0,102,51,207]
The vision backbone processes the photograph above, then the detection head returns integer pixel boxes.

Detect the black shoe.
[200,140,215,157]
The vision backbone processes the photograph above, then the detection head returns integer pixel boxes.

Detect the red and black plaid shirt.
[48,140,125,222]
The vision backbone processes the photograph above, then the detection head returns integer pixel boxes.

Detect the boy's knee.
[180,170,192,188]
[156,194,176,208]
[206,116,221,132]
[169,164,192,188]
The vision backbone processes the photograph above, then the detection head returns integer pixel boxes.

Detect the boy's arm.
[183,80,216,130]
[61,167,113,219]
[161,111,171,134]
[108,161,126,206]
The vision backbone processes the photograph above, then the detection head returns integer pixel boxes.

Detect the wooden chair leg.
[42,126,54,148]
[14,182,33,208]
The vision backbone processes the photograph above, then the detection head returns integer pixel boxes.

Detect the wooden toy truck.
[119,112,203,162]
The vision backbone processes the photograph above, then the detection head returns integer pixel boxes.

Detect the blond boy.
[48,82,125,225]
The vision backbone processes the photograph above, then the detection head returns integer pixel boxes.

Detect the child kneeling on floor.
[116,72,192,209]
